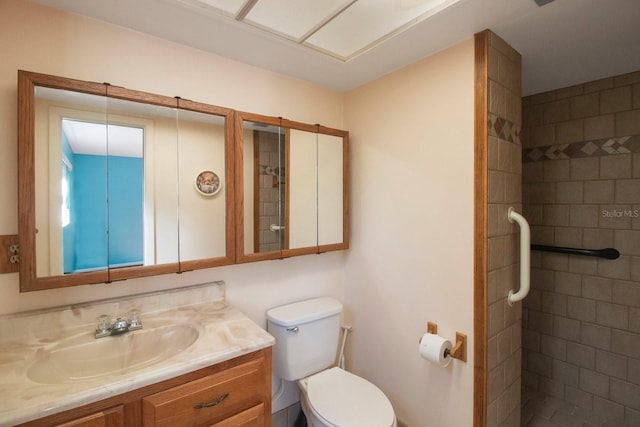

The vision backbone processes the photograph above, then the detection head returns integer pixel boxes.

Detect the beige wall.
[344,39,475,426]
[0,0,345,320]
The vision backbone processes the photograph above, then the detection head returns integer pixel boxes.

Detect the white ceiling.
[34,0,640,96]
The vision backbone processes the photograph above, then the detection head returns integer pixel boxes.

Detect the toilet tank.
[267,297,342,381]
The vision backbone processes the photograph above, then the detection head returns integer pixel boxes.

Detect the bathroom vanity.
[18,349,270,426]
[0,282,274,426]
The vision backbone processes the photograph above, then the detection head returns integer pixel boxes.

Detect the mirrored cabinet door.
[104,87,181,282]
[317,129,348,250]
[236,113,285,262]
[33,85,110,284]
[284,127,319,256]
[175,100,234,271]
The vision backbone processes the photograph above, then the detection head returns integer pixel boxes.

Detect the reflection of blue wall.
[73,154,108,271]
[70,154,143,271]
[108,156,144,266]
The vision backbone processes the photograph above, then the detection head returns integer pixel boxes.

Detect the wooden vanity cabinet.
[17,348,271,427]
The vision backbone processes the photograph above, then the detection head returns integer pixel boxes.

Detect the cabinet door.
[210,403,264,427]
[142,358,267,427]
[55,406,123,427]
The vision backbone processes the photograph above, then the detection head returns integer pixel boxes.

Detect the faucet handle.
[127,309,142,330]
[95,315,111,338]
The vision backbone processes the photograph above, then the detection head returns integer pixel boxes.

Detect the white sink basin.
[27,324,199,384]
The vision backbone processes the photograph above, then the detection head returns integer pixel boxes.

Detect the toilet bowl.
[266,297,397,427]
[298,367,396,427]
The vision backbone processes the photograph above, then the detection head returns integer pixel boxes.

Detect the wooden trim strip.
[473,30,490,427]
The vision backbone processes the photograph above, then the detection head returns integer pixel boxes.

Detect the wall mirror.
[18,71,234,291]
[234,112,349,263]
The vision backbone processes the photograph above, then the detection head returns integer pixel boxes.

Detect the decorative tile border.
[488,113,521,144]
[259,165,284,176]
[523,135,640,162]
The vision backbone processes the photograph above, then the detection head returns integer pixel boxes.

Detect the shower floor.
[520,386,623,427]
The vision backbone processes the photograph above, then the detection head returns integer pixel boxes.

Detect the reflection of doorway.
[61,119,144,273]
[252,128,288,253]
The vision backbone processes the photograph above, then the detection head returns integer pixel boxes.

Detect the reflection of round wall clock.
[195,170,221,196]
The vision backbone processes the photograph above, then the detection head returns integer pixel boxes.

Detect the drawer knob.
[194,393,229,409]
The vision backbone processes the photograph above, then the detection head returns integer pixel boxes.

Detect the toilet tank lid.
[267,297,342,327]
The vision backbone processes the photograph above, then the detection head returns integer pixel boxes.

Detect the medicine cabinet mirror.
[235,112,349,263]
[18,70,234,291]
[17,70,348,292]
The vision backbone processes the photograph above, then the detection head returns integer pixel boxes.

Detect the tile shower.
[255,129,286,252]
[521,70,640,426]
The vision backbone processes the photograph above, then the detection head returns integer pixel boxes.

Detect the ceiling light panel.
[244,0,349,41]
[306,0,461,59]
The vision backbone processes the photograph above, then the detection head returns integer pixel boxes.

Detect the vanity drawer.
[55,405,124,427]
[142,358,267,427]
[211,403,265,427]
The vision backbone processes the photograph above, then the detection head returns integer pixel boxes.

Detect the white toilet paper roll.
[419,333,452,367]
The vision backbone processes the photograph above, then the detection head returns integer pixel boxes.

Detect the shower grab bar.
[507,208,530,306]
[531,244,620,260]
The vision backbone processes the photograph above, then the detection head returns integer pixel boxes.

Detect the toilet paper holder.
[422,322,467,362]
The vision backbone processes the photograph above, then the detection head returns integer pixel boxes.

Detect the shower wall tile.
[616,109,640,136]
[610,379,640,411]
[579,368,609,398]
[614,71,640,86]
[555,119,583,144]
[522,69,640,426]
[543,159,570,182]
[570,92,599,118]
[584,180,614,204]
[584,114,615,140]
[601,154,632,179]
[570,157,599,180]
[554,226,581,247]
[583,228,614,248]
[616,179,640,203]
[567,297,596,322]
[555,181,583,204]
[582,276,613,301]
[565,385,593,409]
[584,77,614,94]
[600,86,633,114]
[595,349,627,380]
[567,342,595,369]
[612,329,640,357]
[628,357,640,384]
[629,308,640,333]
[554,272,581,296]
[594,395,625,421]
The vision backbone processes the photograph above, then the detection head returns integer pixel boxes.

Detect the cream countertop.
[0,281,274,426]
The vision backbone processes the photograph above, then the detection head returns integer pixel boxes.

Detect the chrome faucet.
[95,310,142,339]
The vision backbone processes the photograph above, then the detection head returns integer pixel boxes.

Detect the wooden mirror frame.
[18,70,235,291]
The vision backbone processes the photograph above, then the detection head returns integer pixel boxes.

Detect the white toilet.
[267,297,397,427]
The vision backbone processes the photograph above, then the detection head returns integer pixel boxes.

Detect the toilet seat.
[299,367,395,427]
